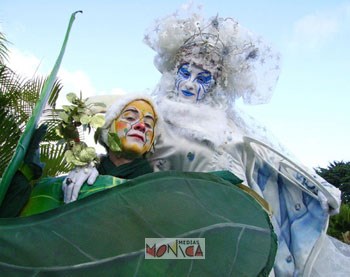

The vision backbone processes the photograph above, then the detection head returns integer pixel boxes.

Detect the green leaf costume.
[0,171,277,276]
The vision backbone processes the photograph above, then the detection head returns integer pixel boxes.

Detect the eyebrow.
[144,114,155,123]
[123,107,139,114]
[123,108,155,123]
[178,63,190,72]
[198,70,211,76]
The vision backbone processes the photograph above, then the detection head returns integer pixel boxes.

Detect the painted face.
[175,63,215,102]
[110,100,156,157]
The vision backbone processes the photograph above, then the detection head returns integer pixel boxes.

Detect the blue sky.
[1,0,349,168]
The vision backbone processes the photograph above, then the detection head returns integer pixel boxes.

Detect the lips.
[181,90,195,97]
[128,133,145,142]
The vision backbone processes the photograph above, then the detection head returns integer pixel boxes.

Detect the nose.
[185,77,196,90]
[185,82,195,91]
[134,121,146,133]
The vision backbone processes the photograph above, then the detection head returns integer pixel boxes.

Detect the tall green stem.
[0,11,82,205]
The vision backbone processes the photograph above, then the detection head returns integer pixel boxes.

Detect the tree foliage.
[327,203,350,242]
[0,31,71,180]
[315,161,350,243]
[315,161,350,204]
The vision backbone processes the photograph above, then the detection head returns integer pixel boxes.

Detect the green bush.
[328,204,350,243]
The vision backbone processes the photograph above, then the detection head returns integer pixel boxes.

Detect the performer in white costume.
[143,6,349,277]
[63,5,349,276]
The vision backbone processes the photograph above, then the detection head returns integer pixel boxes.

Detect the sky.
[0,0,349,169]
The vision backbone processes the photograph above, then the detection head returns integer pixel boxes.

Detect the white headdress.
[144,5,281,105]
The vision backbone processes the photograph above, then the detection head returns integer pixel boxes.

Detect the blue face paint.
[175,63,214,102]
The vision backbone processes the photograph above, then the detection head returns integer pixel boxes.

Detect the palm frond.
[0,109,22,174]
[0,31,9,64]
[40,142,73,177]
[0,63,65,177]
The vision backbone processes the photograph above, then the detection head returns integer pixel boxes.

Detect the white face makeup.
[175,63,215,103]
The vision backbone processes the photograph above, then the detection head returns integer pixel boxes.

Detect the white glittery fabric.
[144,4,281,106]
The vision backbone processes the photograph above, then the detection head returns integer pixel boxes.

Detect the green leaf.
[66,92,78,103]
[40,142,73,176]
[71,159,88,166]
[90,114,105,128]
[58,111,70,123]
[94,127,102,144]
[72,115,81,122]
[61,105,72,112]
[64,150,74,162]
[65,148,88,166]
[1,172,277,276]
[71,143,83,155]
[78,147,97,162]
[55,127,63,138]
[108,132,122,152]
[80,114,91,125]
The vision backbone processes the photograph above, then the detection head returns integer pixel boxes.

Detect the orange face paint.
[110,100,156,156]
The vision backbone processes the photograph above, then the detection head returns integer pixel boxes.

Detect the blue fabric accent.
[290,193,326,272]
[295,172,317,194]
[302,192,313,207]
[249,149,332,275]
[278,174,291,248]
[257,162,271,191]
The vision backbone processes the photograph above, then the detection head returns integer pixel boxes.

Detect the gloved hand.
[62,163,99,203]
[318,186,341,216]
[21,124,47,180]
[292,164,342,216]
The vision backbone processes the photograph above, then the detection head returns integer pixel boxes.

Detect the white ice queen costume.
[144,5,350,277]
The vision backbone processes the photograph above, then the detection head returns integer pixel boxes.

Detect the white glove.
[318,187,341,216]
[62,163,99,203]
[299,167,342,216]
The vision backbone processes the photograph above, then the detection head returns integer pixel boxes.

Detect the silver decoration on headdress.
[144,6,281,105]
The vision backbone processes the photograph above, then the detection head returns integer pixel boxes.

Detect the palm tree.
[0,31,9,63]
[0,31,71,180]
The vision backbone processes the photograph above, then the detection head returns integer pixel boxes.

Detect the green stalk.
[0,11,82,205]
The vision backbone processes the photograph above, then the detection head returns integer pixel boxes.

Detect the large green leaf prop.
[0,171,277,276]
[0,11,82,205]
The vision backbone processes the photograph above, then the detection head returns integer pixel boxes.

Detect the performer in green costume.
[62,95,158,203]
[0,96,158,216]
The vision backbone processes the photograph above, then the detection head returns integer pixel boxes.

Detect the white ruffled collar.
[157,98,229,147]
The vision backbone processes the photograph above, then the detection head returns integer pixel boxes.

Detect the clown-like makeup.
[175,63,214,102]
[110,100,156,157]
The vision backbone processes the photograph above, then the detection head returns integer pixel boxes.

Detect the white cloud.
[295,15,339,48]
[95,87,127,98]
[6,47,100,107]
[290,12,339,50]
[58,69,95,96]
[56,68,97,107]
[289,3,350,51]
[6,47,129,105]
[6,47,45,78]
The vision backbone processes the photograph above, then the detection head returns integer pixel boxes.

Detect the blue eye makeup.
[175,63,214,101]
[195,73,212,85]
[178,64,191,78]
